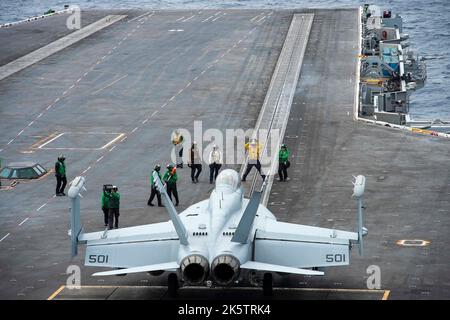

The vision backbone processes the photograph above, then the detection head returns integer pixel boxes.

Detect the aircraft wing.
[78,221,180,270]
[253,220,358,269]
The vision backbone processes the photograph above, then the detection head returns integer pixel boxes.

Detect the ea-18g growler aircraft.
[68,170,367,296]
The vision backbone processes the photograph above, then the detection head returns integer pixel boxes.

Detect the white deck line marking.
[256,15,266,23]
[101,133,125,149]
[250,13,263,22]
[83,72,89,77]
[178,89,183,95]
[38,132,64,149]
[7,139,14,145]
[169,96,175,101]
[17,129,24,136]
[214,11,222,16]
[28,121,34,126]
[69,84,75,90]
[121,136,127,142]
[142,119,149,124]
[0,233,10,242]
[176,16,185,22]
[46,105,52,110]
[81,166,91,174]
[131,127,139,133]
[96,156,104,163]
[109,146,116,152]
[54,97,60,103]
[37,203,47,211]
[186,81,192,88]
[182,15,195,22]
[128,12,151,23]
[212,16,221,22]
[92,74,128,95]
[151,110,159,116]
[0,15,127,81]
[160,103,167,109]
[76,78,81,83]
[19,217,30,226]
[37,113,43,118]
[62,90,68,95]
[202,15,214,23]
[193,76,199,81]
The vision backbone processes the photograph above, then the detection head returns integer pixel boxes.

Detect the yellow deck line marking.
[49,285,389,299]
[47,285,65,300]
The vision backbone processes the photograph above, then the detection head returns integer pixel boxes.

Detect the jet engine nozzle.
[180,254,209,285]
[211,254,240,286]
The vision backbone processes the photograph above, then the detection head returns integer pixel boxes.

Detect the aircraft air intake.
[180,254,209,285]
[211,254,240,286]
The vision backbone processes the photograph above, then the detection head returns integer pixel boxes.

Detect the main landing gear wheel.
[263,273,273,296]
[168,273,179,298]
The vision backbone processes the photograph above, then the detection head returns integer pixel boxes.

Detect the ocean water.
[0,0,449,120]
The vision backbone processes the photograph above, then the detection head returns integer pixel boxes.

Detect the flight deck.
[0,8,449,300]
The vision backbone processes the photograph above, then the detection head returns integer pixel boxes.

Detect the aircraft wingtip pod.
[352,175,366,198]
[68,176,85,198]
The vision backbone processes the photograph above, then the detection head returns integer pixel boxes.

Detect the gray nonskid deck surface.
[0,9,291,299]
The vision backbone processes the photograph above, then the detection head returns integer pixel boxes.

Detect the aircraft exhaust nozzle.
[211,254,240,286]
[180,255,209,285]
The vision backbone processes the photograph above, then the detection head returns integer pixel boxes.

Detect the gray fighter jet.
[68,170,367,296]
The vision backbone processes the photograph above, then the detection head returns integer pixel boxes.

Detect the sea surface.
[0,0,449,120]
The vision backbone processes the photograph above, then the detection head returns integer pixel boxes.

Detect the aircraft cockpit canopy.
[215,169,240,193]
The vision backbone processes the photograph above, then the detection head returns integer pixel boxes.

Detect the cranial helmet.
[250,138,257,144]
[58,154,65,161]
[281,143,287,148]
[167,163,174,169]
[213,144,218,150]
[154,164,161,171]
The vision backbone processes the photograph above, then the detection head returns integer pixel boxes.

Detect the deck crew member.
[242,138,265,181]
[208,144,222,184]
[148,164,163,207]
[108,186,120,229]
[163,164,179,206]
[55,154,67,196]
[188,141,202,183]
[171,129,184,168]
[101,186,111,226]
[278,143,290,181]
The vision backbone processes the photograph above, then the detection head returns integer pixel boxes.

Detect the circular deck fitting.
[269,201,286,206]
[396,240,430,247]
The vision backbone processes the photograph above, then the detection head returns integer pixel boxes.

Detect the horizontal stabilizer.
[92,261,179,277]
[240,261,324,276]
